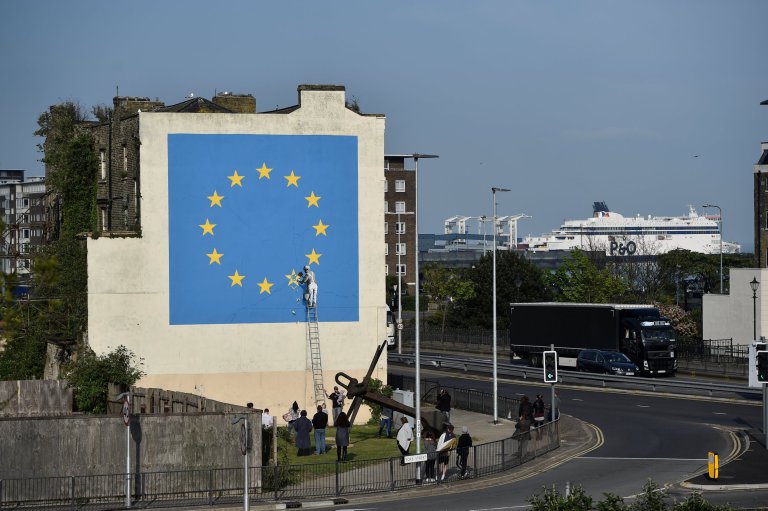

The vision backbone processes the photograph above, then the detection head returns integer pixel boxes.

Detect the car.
[576,349,638,376]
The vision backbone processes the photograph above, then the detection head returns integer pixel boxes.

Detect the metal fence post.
[273,465,278,501]
[501,438,506,471]
[389,458,395,491]
[335,460,340,497]
[208,469,214,505]
[69,476,74,507]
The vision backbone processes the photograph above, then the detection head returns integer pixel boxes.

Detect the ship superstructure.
[523,202,741,256]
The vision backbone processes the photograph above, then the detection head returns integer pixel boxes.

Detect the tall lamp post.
[492,187,510,425]
[386,210,413,355]
[412,153,438,470]
[752,277,760,340]
[702,204,723,293]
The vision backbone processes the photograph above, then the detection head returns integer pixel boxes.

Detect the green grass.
[278,423,404,466]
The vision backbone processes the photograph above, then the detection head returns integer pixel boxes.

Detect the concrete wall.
[703,267,766,344]
[0,380,72,417]
[0,411,260,480]
[87,85,387,421]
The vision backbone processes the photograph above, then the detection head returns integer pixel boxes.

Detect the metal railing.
[0,385,559,509]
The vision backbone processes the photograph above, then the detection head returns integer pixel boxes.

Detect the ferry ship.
[523,202,741,256]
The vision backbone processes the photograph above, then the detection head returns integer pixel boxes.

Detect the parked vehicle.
[576,349,638,375]
[509,303,676,376]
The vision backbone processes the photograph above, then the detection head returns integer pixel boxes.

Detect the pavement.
[684,428,768,490]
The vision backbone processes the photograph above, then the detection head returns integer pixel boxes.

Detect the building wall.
[384,157,416,294]
[702,267,766,344]
[87,86,386,420]
[755,142,768,267]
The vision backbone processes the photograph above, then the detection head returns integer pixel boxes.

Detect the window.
[395,180,406,192]
[384,180,388,193]
[22,198,28,208]
[396,264,406,275]
[384,222,388,234]
[22,229,29,239]
[395,201,406,213]
[396,243,406,255]
[396,222,406,234]
[385,264,389,276]
[384,201,388,214]
[101,208,107,230]
[122,145,128,174]
[100,149,106,180]
[385,244,388,256]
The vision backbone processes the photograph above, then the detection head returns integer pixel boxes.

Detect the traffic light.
[757,350,768,383]
[543,351,558,383]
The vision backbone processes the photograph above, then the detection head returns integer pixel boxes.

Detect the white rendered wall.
[702,268,766,345]
[87,88,386,419]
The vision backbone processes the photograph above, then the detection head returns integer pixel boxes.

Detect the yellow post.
[707,451,719,480]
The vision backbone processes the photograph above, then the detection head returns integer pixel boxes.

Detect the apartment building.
[384,155,417,295]
[0,170,45,279]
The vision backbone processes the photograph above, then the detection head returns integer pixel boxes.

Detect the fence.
[0,381,559,509]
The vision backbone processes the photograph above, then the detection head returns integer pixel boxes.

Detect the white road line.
[713,412,727,415]
[636,404,650,408]
[571,398,583,401]
[578,456,707,461]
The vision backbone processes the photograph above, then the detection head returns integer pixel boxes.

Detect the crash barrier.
[1,393,558,509]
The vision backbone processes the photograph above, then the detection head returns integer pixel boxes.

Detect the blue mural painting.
[168,134,359,325]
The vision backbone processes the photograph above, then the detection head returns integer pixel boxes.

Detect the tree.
[458,250,551,329]
[0,102,97,379]
[547,249,628,303]
[422,264,475,336]
[64,345,144,413]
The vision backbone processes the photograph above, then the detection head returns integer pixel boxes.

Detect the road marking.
[713,412,726,415]
[578,456,707,461]
[571,398,583,401]
[636,404,650,408]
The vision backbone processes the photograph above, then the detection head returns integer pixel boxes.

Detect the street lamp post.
[703,204,723,294]
[752,277,760,340]
[492,187,510,425]
[386,210,414,355]
[412,153,438,471]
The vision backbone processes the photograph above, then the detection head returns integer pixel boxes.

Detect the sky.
[1,1,766,251]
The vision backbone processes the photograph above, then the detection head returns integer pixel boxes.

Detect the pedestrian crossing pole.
[550,344,556,422]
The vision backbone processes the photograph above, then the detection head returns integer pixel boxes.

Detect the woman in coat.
[335,411,351,462]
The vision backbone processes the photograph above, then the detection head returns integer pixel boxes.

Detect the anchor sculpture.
[336,340,447,434]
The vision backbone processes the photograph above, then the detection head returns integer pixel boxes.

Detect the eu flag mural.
[168,134,359,325]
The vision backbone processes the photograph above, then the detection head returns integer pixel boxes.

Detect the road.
[329,366,766,510]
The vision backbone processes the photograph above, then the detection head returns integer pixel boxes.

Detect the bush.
[64,345,144,413]
[364,378,393,424]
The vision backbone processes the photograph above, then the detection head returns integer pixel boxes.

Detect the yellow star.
[313,219,329,236]
[207,190,224,207]
[206,248,223,265]
[199,218,216,236]
[284,170,301,187]
[228,270,245,287]
[305,191,321,208]
[257,163,272,180]
[228,170,244,187]
[257,277,274,294]
[305,249,322,266]
[285,269,300,288]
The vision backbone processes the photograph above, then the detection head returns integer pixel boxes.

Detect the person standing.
[456,426,473,479]
[312,405,328,455]
[532,394,546,428]
[284,401,300,435]
[514,414,532,459]
[335,411,351,462]
[436,389,452,423]
[261,408,273,429]
[396,417,413,465]
[436,424,457,481]
[518,396,533,423]
[325,386,345,426]
[424,430,437,482]
[378,406,393,438]
[294,410,313,457]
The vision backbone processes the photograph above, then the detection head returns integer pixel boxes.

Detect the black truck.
[509,303,677,376]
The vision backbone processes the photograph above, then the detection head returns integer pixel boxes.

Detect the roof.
[156,97,233,113]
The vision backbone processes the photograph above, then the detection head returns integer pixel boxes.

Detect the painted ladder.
[306,305,325,407]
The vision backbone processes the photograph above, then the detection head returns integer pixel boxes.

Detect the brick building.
[384,155,417,296]
[0,170,46,279]
[755,98,768,267]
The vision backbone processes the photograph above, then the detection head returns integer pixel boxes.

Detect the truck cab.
[619,309,676,375]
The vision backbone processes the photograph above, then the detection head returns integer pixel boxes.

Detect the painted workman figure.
[299,265,318,307]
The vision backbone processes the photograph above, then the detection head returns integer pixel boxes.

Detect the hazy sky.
[1,1,766,250]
